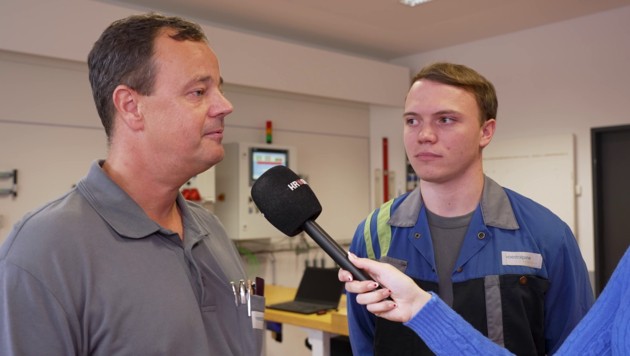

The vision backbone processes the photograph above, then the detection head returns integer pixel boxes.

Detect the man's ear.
[112,84,144,131]
[479,118,496,149]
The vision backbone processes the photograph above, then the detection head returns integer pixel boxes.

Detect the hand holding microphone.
[250,165,371,282]
[342,253,432,323]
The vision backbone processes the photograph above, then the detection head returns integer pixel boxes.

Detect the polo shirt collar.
[389,175,519,230]
[76,160,171,238]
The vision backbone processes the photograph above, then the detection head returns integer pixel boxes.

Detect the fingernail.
[371,282,379,288]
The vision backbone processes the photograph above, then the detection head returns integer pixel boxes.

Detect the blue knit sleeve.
[404,292,514,355]
[554,247,630,355]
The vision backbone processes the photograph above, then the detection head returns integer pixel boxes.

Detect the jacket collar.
[389,175,519,230]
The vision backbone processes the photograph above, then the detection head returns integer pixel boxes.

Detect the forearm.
[554,248,630,355]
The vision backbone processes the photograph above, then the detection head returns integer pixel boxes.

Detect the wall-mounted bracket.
[0,169,18,198]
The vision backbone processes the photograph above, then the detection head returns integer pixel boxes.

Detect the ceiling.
[109,0,630,60]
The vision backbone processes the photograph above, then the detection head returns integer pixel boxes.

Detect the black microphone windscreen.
[250,165,322,236]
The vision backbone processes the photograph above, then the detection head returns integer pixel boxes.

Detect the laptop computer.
[267,267,345,315]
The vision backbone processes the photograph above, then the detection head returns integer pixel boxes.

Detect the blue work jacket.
[347,176,594,356]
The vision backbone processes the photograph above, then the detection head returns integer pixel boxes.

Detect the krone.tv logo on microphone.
[287,178,308,191]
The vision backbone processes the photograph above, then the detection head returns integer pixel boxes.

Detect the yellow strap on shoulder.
[363,210,377,260]
[362,199,394,260]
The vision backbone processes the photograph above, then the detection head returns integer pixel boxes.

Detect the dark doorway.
[591,124,630,295]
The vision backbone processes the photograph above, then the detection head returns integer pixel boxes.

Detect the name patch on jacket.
[501,251,543,269]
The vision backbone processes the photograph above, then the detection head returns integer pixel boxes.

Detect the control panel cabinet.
[214,142,297,240]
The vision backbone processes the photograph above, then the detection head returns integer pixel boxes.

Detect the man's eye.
[192,89,205,97]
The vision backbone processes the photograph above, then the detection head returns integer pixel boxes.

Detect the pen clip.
[230,281,238,306]
[246,279,252,317]
[239,279,247,305]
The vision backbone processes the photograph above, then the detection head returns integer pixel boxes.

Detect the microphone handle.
[302,220,371,281]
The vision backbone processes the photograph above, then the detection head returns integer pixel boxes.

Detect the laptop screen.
[294,267,344,304]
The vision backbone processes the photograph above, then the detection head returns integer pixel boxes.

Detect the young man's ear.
[112,84,144,131]
[479,118,496,149]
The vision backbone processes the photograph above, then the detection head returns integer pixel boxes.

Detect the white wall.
[0,0,409,107]
[380,5,630,270]
[0,52,106,238]
[368,105,406,207]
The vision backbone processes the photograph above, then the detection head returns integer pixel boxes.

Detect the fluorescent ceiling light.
[400,0,433,7]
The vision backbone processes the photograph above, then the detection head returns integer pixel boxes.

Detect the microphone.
[251,165,371,281]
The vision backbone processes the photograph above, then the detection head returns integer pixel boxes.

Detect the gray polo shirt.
[0,161,264,355]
